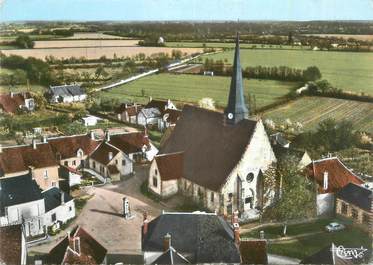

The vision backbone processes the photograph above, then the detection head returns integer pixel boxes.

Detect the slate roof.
[306,157,364,194]
[140,108,161,119]
[0,173,42,216]
[109,132,149,154]
[142,212,241,264]
[152,247,190,264]
[42,187,73,212]
[301,243,358,264]
[49,84,85,97]
[0,92,32,113]
[155,152,183,181]
[0,143,58,176]
[48,134,101,160]
[159,105,257,191]
[0,225,24,265]
[337,183,373,212]
[239,239,268,265]
[90,142,119,165]
[48,226,107,265]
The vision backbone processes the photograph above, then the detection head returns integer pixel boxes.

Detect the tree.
[303,66,322,81]
[263,158,316,235]
[15,35,34,49]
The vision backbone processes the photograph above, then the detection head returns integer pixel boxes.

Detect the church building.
[148,33,277,219]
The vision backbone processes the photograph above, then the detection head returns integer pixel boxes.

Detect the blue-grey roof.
[42,187,73,212]
[224,33,249,124]
[142,213,241,264]
[141,108,161,118]
[49,85,85,97]
[0,173,43,216]
[337,183,372,212]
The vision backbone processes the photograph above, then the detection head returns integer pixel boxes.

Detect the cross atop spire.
[224,32,249,125]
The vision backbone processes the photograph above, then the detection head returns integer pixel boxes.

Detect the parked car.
[325,222,345,232]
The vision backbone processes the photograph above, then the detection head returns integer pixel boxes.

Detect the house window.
[92,161,96,169]
[52,182,57,187]
[72,160,76,166]
[64,161,68,166]
[122,160,126,166]
[153,177,158,187]
[228,193,233,202]
[115,160,118,165]
[77,150,83,157]
[351,208,358,220]
[44,170,48,179]
[69,206,72,212]
[155,169,158,175]
[100,166,104,173]
[341,202,348,215]
[51,213,56,222]
[363,214,370,225]
[210,192,214,203]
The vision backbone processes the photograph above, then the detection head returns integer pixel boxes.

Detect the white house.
[81,115,102,126]
[48,84,87,103]
[137,108,161,126]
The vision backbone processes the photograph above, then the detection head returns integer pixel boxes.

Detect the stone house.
[137,108,162,126]
[48,84,87,103]
[115,103,141,124]
[0,140,60,190]
[0,224,27,265]
[137,98,178,127]
[0,92,35,114]
[148,152,183,198]
[150,34,277,220]
[306,157,364,216]
[336,183,372,232]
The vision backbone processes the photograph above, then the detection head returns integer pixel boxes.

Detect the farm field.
[99,73,300,109]
[0,47,203,60]
[63,32,126,39]
[166,42,307,50]
[303,34,373,41]
[33,39,140,48]
[263,96,373,134]
[200,49,373,95]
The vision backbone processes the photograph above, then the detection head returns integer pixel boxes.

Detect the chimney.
[143,219,149,236]
[42,135,47,144]
[29,166,35,179]
[233,222,240,246]
[134,102,138,112]
[323,171,329,190]
[105,130,110,142]
[149,96,152,103]
[108,152,113,161]
[73,237,81,255]
[163,233,171,251]
[32,139,37,149]
[143,126,148,138]
[0,144,2,154]
[90,131,95,140]
[61,192,65,205]
[10,92,14,98]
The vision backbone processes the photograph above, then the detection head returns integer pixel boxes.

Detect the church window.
[246,173,254,183]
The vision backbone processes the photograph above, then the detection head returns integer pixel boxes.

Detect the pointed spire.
[224,32,249,125]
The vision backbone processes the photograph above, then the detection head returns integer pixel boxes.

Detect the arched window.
[246,173,254,183]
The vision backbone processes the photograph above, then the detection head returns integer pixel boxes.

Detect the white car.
[325,222,345,232]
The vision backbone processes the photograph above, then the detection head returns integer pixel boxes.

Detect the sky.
[1,0,373,22]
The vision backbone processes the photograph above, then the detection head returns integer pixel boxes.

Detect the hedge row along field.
[263,96,373,134]
[99,73,300,109]
[201,49,373,96]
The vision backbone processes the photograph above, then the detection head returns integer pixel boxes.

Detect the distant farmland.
[201,49,373,95]
[0,47,203,60]
[264,97,373,134]
[99,73,300,109]
[33,39,141,48]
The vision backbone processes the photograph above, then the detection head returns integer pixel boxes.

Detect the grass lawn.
[99,73,300,109]
[242,219,371,260]
[148,129,163,148]
[200,49,373,95]
[263,96,373,134]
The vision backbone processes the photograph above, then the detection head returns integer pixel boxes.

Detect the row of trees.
[203,58,322,82]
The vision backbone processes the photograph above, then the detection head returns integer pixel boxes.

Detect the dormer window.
[77,149,84,157]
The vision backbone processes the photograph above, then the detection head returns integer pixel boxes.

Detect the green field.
[200,49,373,95]
[264,96,373,134]
[100,73,300,109]
[166,42,307,50]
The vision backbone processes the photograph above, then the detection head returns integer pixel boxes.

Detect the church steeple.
[224,32,249,125]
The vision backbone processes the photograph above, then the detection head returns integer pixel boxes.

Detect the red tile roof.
[306,157,364,194]
[0,143,58,175]
[48,134,100,160]
[90,142,119,165]
[48,226,107,265]
[155,152,183,181]
[0,225,24,265]
[239,239,268,265]
[109,132,149,155]
[0,92,32,113]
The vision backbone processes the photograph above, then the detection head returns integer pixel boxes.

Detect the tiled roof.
[0,225,24,265]
[48,226,107,265]
[0,173,43,215]
[0,143,58,176]
[239,239,268,265]
[48,134,101,160]
[142,212,241,264]
[0,92,32,113]
[109,132,149,155]
[155,152,183,181]
[337,183,373,212]
[159,105,257,191]
[306,157,364,193]
[90,142,119,165]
